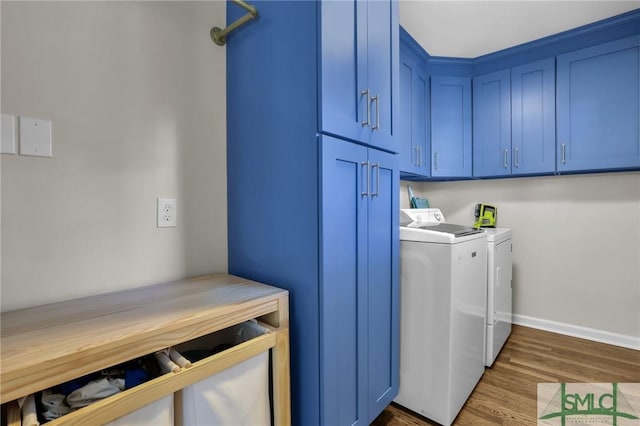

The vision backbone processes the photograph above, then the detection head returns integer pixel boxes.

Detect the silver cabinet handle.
[417,146,421,167]
[361,161,370,197]
[371,95,380,131]
[514,147,519,168]
[503,149,509,169]
[371,163,380,197]
[433,152,438,171]
[561,143,566,164]
[361,90,370,127]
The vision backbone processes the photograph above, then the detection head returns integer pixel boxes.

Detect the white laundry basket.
[176,321,271,426]
[105,395,173,426]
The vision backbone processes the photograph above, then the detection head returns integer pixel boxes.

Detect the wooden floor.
[371,325,640,425]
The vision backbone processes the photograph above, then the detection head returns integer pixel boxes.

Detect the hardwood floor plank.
[453,406,500,426]
[371,325,640,425]
[373,403,438,425]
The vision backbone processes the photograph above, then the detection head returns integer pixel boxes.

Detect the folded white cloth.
[66,377,125,409]
[41,389,72,421]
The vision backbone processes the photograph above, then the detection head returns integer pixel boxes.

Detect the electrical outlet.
[157,198,177,227]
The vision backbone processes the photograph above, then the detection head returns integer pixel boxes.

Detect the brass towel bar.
[211,0,258,46]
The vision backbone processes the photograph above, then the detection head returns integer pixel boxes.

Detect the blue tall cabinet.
[226,1,399,425]
[321,137,398,425]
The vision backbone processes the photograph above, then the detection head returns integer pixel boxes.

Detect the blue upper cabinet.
[472,69,511,177]
[511,58,556,175]
[320,0,399,153]
[431,76,472,178]
[557,35,640,172]
[473,60,556,178]
[399,41,430,177]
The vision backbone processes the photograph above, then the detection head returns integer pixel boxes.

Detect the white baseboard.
[512,314,640,351]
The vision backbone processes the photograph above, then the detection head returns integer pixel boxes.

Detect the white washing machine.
[394,209,487,426]
[484,228,513,367]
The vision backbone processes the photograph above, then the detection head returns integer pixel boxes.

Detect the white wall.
[1,1,228,311]
[402,172,640,344]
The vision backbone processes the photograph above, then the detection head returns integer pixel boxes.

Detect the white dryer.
[395,209,487,426]
[484,228,512,367]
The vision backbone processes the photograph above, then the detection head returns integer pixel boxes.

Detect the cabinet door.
[399,45,430,176]
[431,76,472,177]
[494,239,513,330]
[399,50,414,171]
[511,58,556,175]
[320,136,368,426]
[367,0,399,153]
[321,137,399,425]
[557,35,640,171]
[367,148,399,422]
[319,0,369,145]
[320,0,398,153]
[473,69,511,177]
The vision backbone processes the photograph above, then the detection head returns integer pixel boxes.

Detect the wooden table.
[1,274,290,425]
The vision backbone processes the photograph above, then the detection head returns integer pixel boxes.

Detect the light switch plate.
[19,116,52,157]
[1,114,16,154]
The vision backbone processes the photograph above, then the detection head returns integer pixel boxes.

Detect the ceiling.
[399,1,640,58]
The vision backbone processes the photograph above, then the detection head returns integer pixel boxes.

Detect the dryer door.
[491,239,512,363]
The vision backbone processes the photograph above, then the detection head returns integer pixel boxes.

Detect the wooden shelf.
[1,274,290,425]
